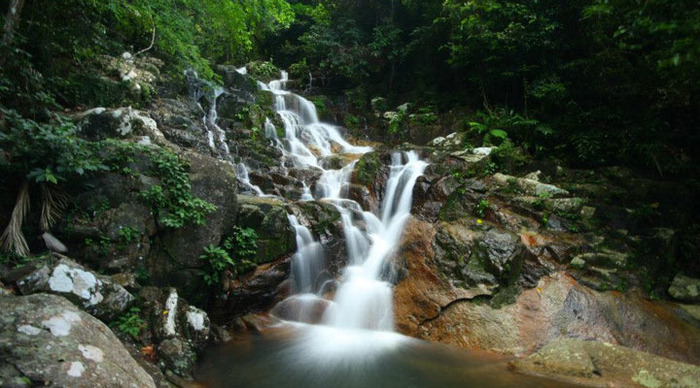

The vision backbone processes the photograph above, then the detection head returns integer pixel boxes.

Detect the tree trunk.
[2,0,26,47]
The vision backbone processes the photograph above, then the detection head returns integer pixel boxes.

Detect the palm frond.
[0,181,31,256]
[39,183,68,231]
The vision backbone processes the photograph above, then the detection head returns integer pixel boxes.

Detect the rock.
[16,256,134,321]
[240,313,282,333]
[148,150,239,302]
[512,339,700,387]
[270,295,333,324]
[396,267,700,363]
[544,197,586,213]
[76,107,169,146]
[477,229,523,279]
[236,195,296,264]
[207,257,292,324]
[216,91,256,120]
[140,287,210,349]
[216,65,258,93]
[492,173,570,198]
[0,294,155,387]
[138,287,211,378]
[570,250,628,270]
[431,222,498,291]
[150,98,211,152]
[669,274,700,303]
[156,338,196,379]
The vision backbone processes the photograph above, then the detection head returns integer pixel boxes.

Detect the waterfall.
[234,162,266,196]
[255,71,425,332]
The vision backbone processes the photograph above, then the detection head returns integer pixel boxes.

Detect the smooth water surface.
[197,324,577,388]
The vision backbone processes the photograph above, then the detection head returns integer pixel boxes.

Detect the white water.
[254,71,426,333]
[234,162,266,196]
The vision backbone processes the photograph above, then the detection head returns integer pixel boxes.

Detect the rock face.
[236,196,296,265]
[148,150,239,301]
[0,294,155,388]
[512,339,700,387]
[15,256,134,321]
[394,218,700,365]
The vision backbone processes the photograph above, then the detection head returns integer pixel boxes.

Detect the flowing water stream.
[198,70,574,387]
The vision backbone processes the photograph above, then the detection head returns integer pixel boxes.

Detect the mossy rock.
[354,151,381,186]
[235,196,296,264]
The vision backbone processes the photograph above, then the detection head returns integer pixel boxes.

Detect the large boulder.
[75,107,169,146]
[148,150,238,301]
[15,256,134,321]
[0,294,155,388]
[235,196,296,265]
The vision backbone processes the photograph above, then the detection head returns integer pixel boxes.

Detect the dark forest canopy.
[0,0,698,173]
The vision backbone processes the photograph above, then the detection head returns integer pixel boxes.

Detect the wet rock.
[396,266,700,363]
[476,229,523,279]
[270,295,333,324]
[15,256,134,321]
[544,197,586,213]
[431,222,498,291]
[0,294,155,387]
[669,274,700,303]
[207,257,292,324]
[570,250,628,270]
[512,339,700,387]
[240,313,282,333]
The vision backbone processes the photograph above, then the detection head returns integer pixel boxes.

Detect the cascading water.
[323,152,426,331]
[253,70,426,333]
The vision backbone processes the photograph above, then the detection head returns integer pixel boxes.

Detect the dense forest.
[3,0,698,170]
[1,1,700,386]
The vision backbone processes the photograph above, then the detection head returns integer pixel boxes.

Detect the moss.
[489,284,521,309]
[355,152,381,186]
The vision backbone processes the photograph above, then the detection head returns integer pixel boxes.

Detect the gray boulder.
[669,274,700,303]
[0,294,155,388]
[16,256,134,321]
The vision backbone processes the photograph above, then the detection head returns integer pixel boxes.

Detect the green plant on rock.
[140,148,217,229]
[355,152,381,186]
[475,199,491,218]
[200,244,234,286]
[344,114,360,129]
[249,61,281,81]
[200,226,258,286]
[111,307,147,340]
[223,226,258,262]
[118,226,140,244]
